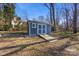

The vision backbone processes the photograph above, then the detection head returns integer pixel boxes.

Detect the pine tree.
[2,3,15,30]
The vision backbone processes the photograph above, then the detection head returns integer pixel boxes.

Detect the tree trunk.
[50,3,56,31]
[73,3,77,33]
[65,8,69,31]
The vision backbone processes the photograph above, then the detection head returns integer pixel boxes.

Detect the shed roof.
[27,20,51,25]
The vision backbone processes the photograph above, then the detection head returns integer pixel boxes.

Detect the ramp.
[39,34,56,41]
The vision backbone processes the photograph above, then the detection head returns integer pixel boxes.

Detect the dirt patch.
[8,38,70,56]
[0,40,15,43]
[0,35,79,56]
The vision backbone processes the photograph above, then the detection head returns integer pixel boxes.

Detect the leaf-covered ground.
[0,32,79,56]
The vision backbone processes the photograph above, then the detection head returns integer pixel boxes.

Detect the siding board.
[28,21,51,36]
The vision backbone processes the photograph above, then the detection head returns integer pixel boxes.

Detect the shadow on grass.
[2,37,79,56]
[1,39,51,56]
[3,39,71,56]
[47,41,79,56]
[0,32,28,38]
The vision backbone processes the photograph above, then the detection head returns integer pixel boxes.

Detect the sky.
[15,3,72,21]
[15,3,49,21]
[0,3,75,23]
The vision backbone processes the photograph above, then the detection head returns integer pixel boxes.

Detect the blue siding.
[47,25,51,34]
[28,22,51,36]
[29,22,37,36]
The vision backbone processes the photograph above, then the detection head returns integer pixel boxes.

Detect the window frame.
[32,23,36,28]
[37,24,47,35]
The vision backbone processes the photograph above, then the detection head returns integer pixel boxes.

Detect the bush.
[3,24,11,31]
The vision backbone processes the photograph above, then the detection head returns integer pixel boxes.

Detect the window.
[43,29,45,33]
[43,25,45,29]
[38,25,42,34]
[38,30,41,34]
[43,25,45,33]
[32,23,36,28]
[38,25,42,29]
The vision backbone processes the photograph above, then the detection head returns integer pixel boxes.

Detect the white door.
[37,24,47,35]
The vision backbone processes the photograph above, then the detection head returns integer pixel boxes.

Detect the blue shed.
[27,20,51,36]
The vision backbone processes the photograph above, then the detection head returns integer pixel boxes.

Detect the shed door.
[37,24,47,35]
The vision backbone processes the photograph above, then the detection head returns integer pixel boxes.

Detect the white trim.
[45,24,47,34]
[29,23,31,36]
[32,23,36,28]
[42,24,47,34]
[37,24,47,35]
[37,24,42,35]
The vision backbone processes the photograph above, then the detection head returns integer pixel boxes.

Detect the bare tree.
[43,3,56,31]
[64,5,69,31]
[50,3,56,31]
[72,3,77,33]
